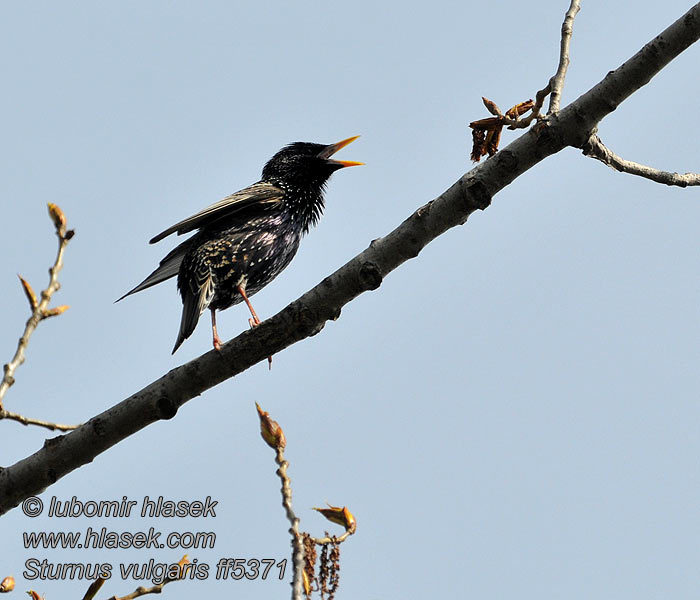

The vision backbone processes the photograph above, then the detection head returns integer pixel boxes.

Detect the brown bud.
[0,577,15,593]
[18,275,38,310]
[471,129,486,162]
[47,203,67,236]
[469,116,502,129]
[256,403,286,450]
[485,126,502,156]
[42,305,70,319]
[505,99,535,119]
[176,554,190,578]
[26,591,43,600]
[302,570,312,597]
[81,577,106,600]
[482,97,502,116]
[313,504,357,534]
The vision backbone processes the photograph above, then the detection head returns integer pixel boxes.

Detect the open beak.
[318,135,364,167]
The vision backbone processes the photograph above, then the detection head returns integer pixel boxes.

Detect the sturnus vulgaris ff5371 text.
[119,136,362,353]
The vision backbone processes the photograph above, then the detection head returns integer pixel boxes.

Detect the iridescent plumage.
[119,137,361,353]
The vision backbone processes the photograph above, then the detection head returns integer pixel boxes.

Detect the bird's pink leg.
[236,284,272,369]
[210,308,223,352]
[237,284,261,326]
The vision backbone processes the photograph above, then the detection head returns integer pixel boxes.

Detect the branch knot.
[359,261,383,291]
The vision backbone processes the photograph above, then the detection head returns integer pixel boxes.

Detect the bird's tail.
[172,270,215,354]
[116,240,191,302]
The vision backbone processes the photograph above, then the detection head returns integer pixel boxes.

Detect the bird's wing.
[116,238,191,301]
[149,181,284,244]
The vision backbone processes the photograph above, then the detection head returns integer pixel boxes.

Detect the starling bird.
[119,136,362,354]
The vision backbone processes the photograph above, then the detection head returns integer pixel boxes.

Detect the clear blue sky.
[1,1,699,599]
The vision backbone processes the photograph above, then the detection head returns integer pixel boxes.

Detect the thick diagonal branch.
[1,4,699,516]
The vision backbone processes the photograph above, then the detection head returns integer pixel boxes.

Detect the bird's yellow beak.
[318,135,364,167]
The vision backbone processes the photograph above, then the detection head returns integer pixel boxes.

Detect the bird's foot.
[247,318,273,368]
[212,334,223,353]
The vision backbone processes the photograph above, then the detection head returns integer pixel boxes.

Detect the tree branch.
[548,0,581,113]
[256,403,305,600]
[473,0,580,137]
[275,446,305,600]
[0,204,78,431]
[582,133,700,186]
[106,579,179,600]
[1,410,78,432]
[1,4,699,516]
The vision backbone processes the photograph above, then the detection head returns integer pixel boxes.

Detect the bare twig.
[311,530,354,546]
[549,0,581,113]
[1,409,78,432]
[504,83,551,129]
[256,405,355,599]
[255,402,357,600]
[106,557,188,600]
[256,403,304,600]
[106,581,177,600]
[0,204,80,430]
[471,0,580,146]
[276,446,305,600]
[583,133,700,186]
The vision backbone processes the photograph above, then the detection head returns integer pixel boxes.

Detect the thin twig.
[311,529,355,546]
[275,446,305,600]
[106,580,178,600]
[256,403,304,599]
[548,0,581,113]
[480,0,579,135]
[582,133,700,186]
[106,557,188,600]
[257,404,353,599]
[311,531,353,545]
[0,204,80,429]
[1,409,78,431]
[504,83,551,129]
[469,0,581,150]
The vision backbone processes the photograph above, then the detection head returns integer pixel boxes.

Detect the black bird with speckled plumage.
[118,136,362,353]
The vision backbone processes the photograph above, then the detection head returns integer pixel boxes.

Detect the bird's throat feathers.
[277,179,326,234]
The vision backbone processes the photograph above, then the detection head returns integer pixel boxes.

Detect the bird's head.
[262,136,362,191]
[261,136,362,232]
